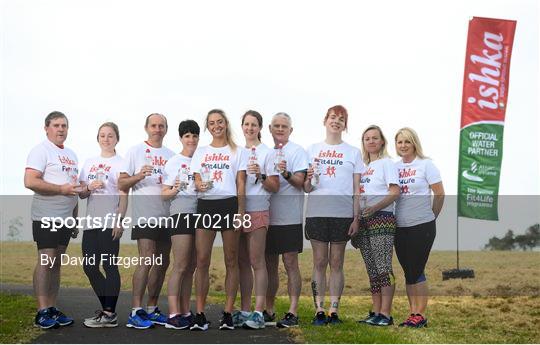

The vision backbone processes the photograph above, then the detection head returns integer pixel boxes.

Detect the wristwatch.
[261,174,267,182]
[283,171,292,180]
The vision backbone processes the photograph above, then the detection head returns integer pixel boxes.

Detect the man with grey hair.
[25,111,79,329]
[118,113,175,329]
[265,112,308,328]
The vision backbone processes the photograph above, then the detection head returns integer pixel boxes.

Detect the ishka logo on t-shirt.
[149,156,168,167]
[203,153,230,170]
[360,167,374,183]
[90,164,111,173]
[399,168,416,194]
[317,150,344,166]
[58,155,76,166]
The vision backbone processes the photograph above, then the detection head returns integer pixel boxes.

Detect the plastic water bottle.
[310,158,320,187]
[178,164,189,191]
[145,148,153,165]
[248,146,258,184]
[274,143,285,173]
[200,163,212,190]
[96,164,106,184]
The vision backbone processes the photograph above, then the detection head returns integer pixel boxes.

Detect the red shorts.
[242,210,270,233]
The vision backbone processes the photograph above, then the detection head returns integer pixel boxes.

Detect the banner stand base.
[442,268,475,280]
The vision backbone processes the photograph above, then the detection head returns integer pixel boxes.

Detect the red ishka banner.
[458,17,517,220]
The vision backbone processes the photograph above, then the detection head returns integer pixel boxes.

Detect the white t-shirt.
[305,141,364,218]
[190,145,247,200]
[269,141,308,225]
[245,143,279,212]
[120,142,175,224]
[26,139,79,220]
[79,154,126,230]
[395,157,442,227]
[163,153,198,215]
[360,157,399,213]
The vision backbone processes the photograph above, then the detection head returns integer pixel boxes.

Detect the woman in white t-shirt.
[303,105,362,325]
[234,110,279,329]
[394,127,444,328]
[189,109,247,331]
[161,120,200,329]
[78,122,127,328]
[353,125,400,327]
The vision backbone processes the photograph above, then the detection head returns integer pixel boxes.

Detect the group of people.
[24,106,444,332]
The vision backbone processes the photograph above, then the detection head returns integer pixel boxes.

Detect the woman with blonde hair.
[189,109,247,331]
[353,125,399,326]
[394,127,444,328]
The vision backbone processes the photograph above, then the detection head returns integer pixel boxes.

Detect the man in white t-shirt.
[24,111,79,329]
[266,112,308,328]
[118,113,175,329]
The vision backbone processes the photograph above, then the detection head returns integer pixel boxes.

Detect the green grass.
[0,293,40,344]
[1,241,539,343]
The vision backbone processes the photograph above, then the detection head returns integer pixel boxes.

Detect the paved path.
[2,284,293,344]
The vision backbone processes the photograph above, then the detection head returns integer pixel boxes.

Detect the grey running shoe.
[372,314,393,326]
[83,311,118,328]
[276,312,299,328]
[232,310,249,327]
[243,311,265,329]
[358,311,377,324]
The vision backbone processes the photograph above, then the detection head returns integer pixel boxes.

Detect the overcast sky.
[1,0,538,248]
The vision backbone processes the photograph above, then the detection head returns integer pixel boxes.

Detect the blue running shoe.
[165,314,191,330]
[327,312,343,325]
[311,311,328,326]
[148,307,168,326]
[49,307,74,326]
[126,309,154,329]
[34,308,59,329]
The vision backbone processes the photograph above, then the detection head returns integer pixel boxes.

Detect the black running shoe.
[263,310,276,326]
[219,312,234,330]
[276,312,299,328]
[190,312,209,331]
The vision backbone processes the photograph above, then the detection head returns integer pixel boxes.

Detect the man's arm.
[24,168,77,196]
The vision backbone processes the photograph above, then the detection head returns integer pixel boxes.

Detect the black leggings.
[82,228,121,313]
[394,220,436,285]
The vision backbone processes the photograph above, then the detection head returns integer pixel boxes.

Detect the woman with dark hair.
[161,120,201,329]
[234,110,279,329]
[394,127,444,328]
[189,109,247,331]
[353,125,399,327]
[79,122,127,328]
[304,105,362,325]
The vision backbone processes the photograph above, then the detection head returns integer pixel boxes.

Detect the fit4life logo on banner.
[458,17,516,221]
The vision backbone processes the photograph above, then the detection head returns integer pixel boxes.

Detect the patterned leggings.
[357,211,396,294]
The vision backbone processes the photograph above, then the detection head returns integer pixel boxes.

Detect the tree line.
[484,223,540,251]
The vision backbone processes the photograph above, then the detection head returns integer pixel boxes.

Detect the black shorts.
[131,223,172,243]
[395,219,436,284]
[32,220,72,250]
[196,197,238,231]
[305,217,353,243]
[169,213,196,236]
[266,224,303,255]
